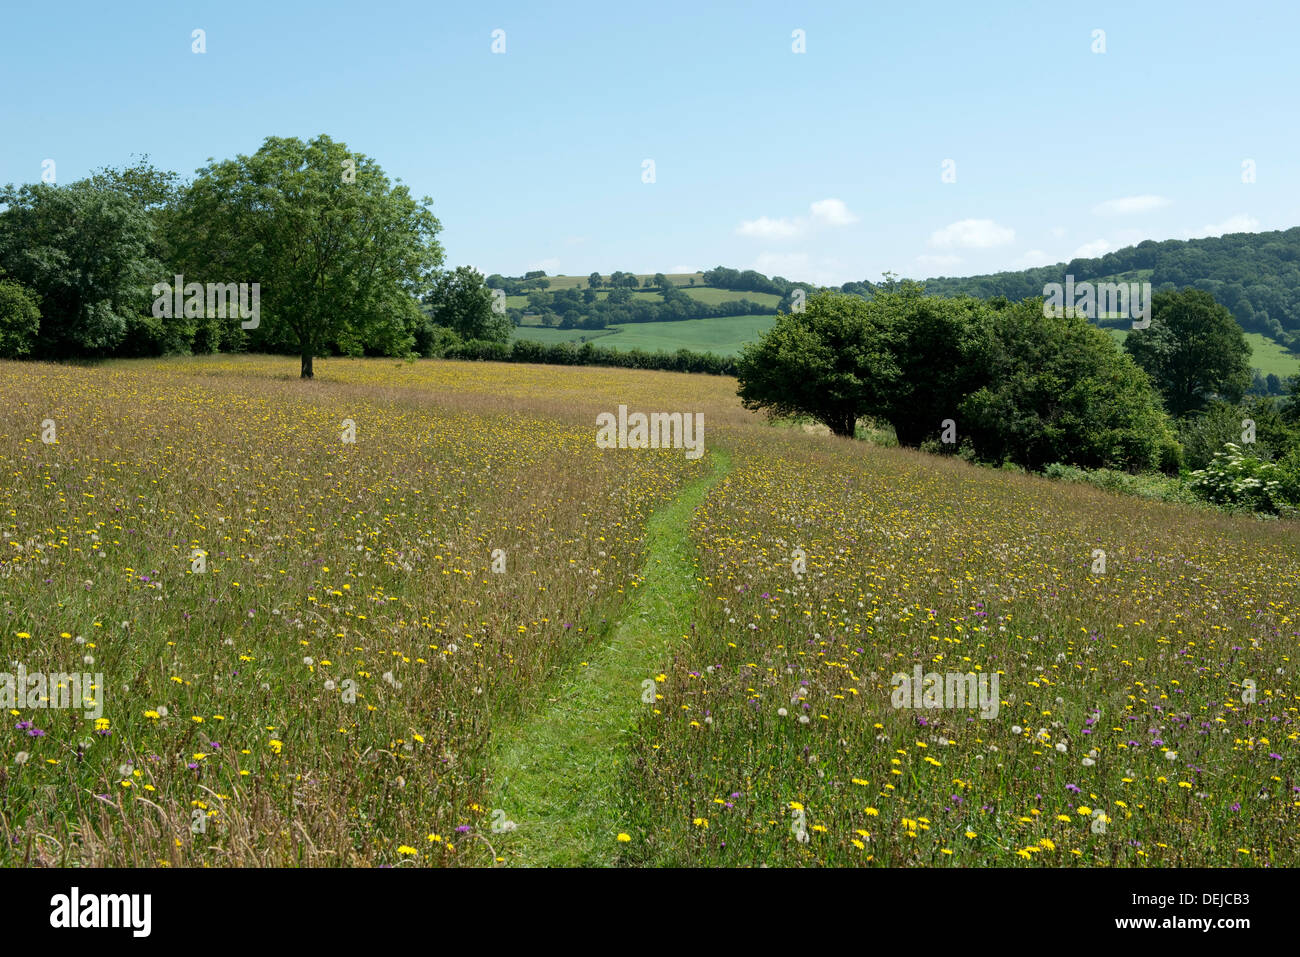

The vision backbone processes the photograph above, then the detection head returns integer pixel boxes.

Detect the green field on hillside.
[1109,328,1299,379]
[1243,332,1300,379]
[682,287,781,308]
[513,313,777,356]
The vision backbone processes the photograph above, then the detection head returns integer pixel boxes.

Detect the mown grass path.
[488,449,731,866]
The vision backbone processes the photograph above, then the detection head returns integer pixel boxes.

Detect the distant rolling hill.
[507,232,1300,381]
[862,226,1300,355]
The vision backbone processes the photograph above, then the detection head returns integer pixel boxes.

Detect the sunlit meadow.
[1,355,1296,867]
[616,432,1300,866]
[0,356,716,865]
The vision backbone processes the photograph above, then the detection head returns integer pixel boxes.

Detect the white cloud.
[736,216,805,240]
[1072,239,1110,259]
[915,254,963,269]
[1188,214,1260,238]
[526,257,562,273]
[736,198,858,241]
[809,198,859,227]
[1049,226,1067,239]
[929,219,1015,249]
[1092,195,1171,216]
[1012,249,1055,268]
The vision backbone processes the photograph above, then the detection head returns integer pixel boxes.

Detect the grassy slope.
[682,287,781,308]
[1243,332,1300,379]
[511,314,777,356]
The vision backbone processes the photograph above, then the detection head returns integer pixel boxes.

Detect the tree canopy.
[0,178,164,358]
[962,299,1177,470]
[425,265,510,343]
[736,291,898,438]
[171,134,443,377]
[1124,288,1252,417]
[736,289,1178,470]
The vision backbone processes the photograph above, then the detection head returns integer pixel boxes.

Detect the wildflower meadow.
[1,355,1295,868]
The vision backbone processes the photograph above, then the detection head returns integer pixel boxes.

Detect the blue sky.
[3,0,1298,286]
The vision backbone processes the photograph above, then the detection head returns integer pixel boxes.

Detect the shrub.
[0,279,41,358]
[415,323,462,358]
[1277,447,1300,506]
[1179,402,1267,470]
[1041,462,1200,505]
[1188,443,1296,513]
[441,337,737,375]
[1158,434,1184,474]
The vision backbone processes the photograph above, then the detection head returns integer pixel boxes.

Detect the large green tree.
[961,299,1178,471]
[735,291,898,437]
[0,179,161,357]
[425,265,510,342]
[736,284,986,444]
[173,134,442,377]
[866,282,990,446]
[1123,288,1252,417]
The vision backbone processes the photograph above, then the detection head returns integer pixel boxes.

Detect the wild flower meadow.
[617,432,1300,865]
[0,356,702,865]
[1,355,1296,867]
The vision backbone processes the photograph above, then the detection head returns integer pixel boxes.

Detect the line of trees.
[0,137,487,377]
[438,336,737,375]
[736,282,1300,477]
[2,142,797,372]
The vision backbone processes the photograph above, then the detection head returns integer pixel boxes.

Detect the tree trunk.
[893,421,925,447]
[827,410,857,438]
[301,350,313,379]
